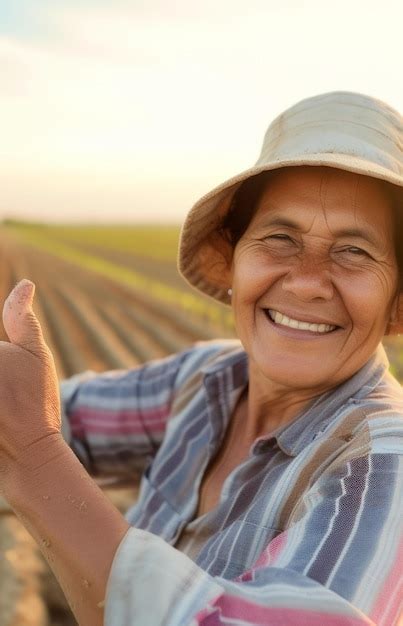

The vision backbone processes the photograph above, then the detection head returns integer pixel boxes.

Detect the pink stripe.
[371,537,403,625]
[69,406,170,435]
[70,419,166,436]
[254,529,289,567]
[235,532,289,583]
[195,595,373,625]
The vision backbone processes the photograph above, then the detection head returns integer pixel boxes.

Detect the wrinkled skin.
[230,166,400,397]
[0,280,61,493]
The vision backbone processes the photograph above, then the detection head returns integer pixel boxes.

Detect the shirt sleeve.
[59,346,197,477]
[104,450,403,626]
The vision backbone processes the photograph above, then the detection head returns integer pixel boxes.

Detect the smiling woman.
[2,91,403,626]
[227,166,400,396]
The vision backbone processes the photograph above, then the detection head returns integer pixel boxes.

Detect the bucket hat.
[178,91,403,306]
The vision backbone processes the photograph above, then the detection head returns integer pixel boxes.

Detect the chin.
[249,343,338,390]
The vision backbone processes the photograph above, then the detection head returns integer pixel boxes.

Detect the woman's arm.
[59,347,197,479]
[0,279,131,625]
[5,433,130,626]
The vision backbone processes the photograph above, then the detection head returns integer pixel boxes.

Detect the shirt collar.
[201,340,390,457]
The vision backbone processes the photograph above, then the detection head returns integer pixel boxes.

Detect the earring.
[228,288,232,297]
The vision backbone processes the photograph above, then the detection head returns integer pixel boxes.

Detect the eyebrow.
[258,216,381,248]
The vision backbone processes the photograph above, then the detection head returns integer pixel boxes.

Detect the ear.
[385,290,403,336]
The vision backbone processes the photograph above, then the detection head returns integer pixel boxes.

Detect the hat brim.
[178,153,403,306]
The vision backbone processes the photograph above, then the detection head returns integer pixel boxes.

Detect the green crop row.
[4,224,235,331]
[4,221,181,262]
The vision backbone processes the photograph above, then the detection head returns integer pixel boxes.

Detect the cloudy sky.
[1,0,402,224]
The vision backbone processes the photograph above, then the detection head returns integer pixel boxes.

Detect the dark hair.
[220,170,402,287]
[220,170,273,247]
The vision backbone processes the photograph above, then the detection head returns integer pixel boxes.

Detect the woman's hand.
[0,279,61,492]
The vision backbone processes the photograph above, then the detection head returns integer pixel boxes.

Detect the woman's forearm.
[4,434,131,626]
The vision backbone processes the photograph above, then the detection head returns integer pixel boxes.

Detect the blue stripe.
[330,454,399,600]
[306,457,368,584]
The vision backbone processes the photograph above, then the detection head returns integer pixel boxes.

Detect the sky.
[1,0,402,224]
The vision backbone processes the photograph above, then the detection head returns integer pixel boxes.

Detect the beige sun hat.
[178,91,403,306]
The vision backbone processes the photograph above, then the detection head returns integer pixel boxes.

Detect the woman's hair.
[220,170,272,247]
[220,170,403,288]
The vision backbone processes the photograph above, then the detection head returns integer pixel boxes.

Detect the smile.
[266,309,337,334]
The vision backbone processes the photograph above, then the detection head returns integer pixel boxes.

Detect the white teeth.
[268,310,336,333]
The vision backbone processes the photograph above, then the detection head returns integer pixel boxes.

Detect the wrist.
[4,433,72,509]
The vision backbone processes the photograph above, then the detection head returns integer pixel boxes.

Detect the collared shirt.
[60,339,403,626]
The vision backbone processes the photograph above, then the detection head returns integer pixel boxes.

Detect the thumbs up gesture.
[0,279,61,493]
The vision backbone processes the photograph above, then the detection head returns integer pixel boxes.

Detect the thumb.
[2,279,47,355]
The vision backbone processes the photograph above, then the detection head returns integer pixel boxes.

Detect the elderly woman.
[0,91,402,626]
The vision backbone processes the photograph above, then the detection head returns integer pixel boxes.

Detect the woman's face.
[230,166,400,390]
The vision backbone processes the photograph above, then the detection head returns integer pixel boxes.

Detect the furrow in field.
[94,301,169,362]
[51,260,195,355]
[47,237,235,337]
[10,229,228,345]
[47,236,186,290]
[41,283,114,375]
[33,250,184,362]
[40,291,91,378]
[59,260,220,347]
[19,241,173,369]
[63,263,228,344]
[46,283,140,371]
[8,242,108,376]
[44,257,194,358]
[0,232,138,375]
[5,225,235,336]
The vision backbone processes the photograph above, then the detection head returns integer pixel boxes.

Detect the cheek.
[337,268,397,329]
[232,251,281,303]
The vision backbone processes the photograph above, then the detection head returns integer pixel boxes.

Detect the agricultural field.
[0,220,402,626]
[0,220,235,382]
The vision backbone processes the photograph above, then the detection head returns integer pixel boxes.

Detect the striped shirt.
[60,339,403,626]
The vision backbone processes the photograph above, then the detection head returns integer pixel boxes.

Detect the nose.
[281,256,334,302]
